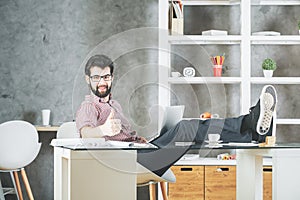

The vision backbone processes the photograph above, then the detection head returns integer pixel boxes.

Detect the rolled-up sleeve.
[76,102,98,132]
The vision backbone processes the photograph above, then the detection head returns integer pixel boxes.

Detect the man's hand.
[99,110,122,136]
[80,109,122,138]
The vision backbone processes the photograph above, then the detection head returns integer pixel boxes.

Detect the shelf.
[168,35,300,45]
[251,36,300,45]
[251,77,300,84]
[169,77,242,84]
[168,35,242,44]
[252,0,300,5]
[276,119,300,125]
[181,0,240,6]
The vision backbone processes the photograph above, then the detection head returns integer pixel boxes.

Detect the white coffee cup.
[42,109,51,126]
[208,134,220,142]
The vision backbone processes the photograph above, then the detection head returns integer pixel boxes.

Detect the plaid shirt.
[76,93,139,142]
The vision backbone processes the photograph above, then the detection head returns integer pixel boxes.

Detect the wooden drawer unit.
[263,166,272,200]
[205,166,236,200]
[168,166,205,200]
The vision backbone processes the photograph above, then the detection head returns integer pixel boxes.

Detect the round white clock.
[183,67,195,77]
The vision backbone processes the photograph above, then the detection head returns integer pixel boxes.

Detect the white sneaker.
[256,85,277,135]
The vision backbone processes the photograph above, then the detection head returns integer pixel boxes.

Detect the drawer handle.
[263,168,272,172]
[216,167,229,172]
[180,167,193,171]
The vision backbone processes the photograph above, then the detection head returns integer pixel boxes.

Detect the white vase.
[263,70,273,78]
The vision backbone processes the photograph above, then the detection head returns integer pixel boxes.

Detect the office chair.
[56,121,79,139]
[57,122,174,200]
[0,120,41,200]
[137,164,176,200]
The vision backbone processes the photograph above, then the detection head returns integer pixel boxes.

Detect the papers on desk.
[50,138,107,148]
[203,142,259,148]
[50,138,157,149]
[107,140,158,149]
[222,142,259,147]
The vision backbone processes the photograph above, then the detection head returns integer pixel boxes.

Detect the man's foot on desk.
[255,85,277,135]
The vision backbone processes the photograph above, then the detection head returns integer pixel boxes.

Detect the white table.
[53,147,137,200]
[236,147,300,200]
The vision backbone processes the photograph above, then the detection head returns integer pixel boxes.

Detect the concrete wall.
[1,1,300,200]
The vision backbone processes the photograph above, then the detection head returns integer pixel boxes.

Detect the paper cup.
[42,109,51,126]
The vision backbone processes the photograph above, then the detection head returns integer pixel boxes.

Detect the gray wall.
[0,0,157,199]
[1,1,300,200]
[0,0,158,126]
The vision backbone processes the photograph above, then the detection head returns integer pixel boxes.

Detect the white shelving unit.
[158,0,300,129]
[158,2,300,199]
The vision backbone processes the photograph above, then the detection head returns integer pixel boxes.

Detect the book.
[252,31,281,36]
[202,30,228,36]
[169,1,184,35]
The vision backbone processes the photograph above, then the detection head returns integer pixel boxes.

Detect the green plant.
[298,20,300,29]
[262,58,277,70]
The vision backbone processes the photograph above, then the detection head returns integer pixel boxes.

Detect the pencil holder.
[213,65,222,77]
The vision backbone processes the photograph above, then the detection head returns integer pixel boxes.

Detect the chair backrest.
[0,120,41,170]
[56,122,79,139]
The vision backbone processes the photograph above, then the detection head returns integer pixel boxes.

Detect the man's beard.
[91,84,112,98]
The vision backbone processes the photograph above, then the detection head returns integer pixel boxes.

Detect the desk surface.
[51,138,158,150]
[35,125,59,132]
[190,142,300,149]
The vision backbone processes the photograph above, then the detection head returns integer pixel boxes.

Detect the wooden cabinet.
[263,166,272,200]
[168,166,205,200]
[205,166,236,200]
[168,165,272,200]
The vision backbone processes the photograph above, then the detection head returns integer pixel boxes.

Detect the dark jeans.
[137,114,271,176]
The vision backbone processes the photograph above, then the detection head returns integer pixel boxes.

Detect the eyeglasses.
[90,74,112,82]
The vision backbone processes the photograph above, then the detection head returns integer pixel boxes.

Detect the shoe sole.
[256,85,277,135]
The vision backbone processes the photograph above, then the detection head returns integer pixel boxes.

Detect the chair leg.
[160,182,168,200]
[149,183,156,200]
[20,169,34,200]
[11,171,23,200]
[0,178,5,200]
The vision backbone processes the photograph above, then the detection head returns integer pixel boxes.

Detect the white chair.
[0,120,41,200]
[56,121,79,139]
[137,164,176,200]
[57,121,175,200]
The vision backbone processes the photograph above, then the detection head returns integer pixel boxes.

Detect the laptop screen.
[159,105,185,135]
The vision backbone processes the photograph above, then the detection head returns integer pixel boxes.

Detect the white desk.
[54,147,137,200]
[162,144,300,200]
[236,147,300,200]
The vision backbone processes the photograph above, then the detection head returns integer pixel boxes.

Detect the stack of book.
[169,1,183,35]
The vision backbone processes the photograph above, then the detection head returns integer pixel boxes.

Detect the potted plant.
[262,58,277,78]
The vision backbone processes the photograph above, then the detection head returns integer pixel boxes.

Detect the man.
[76,54,277,176]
